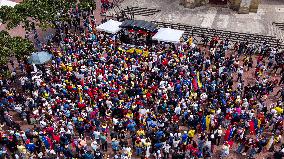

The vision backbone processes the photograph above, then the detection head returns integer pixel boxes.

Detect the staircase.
[105,6,161,20]
[271,22,284,45]
[151,20,284,49]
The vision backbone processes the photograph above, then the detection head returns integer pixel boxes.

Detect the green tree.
[0,30,35,65]
[0,0,96,30]
[0,0,96,65]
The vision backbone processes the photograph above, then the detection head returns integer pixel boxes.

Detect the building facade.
[181,0,260,13]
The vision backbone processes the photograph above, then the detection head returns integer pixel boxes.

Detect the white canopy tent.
[96,19,122,34]
[152,28,184,44]
[0,0,18,7]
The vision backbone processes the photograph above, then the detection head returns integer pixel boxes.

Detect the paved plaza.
[107,0,284,37]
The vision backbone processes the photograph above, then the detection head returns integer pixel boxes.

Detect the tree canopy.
[0,0,96,30]
[0,30,35,65]
[0,0,96,65]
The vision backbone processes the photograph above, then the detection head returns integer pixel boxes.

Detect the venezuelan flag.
[142,51,149,57]
[224,125,233,141]
[80,78,84,87]
[228,127,234,140]
[192,76,198,92]
[78,88,83,103]
[197,71,202,89]
[41,136,50,149]
[254,118,258,132]
[206,115,210,131]
[126,48,135,53]
[257,119,261,128]
[135,49,143,54]
[249,120,256,135]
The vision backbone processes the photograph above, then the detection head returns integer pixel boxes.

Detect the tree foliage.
[0,0,96,65]
[0,0,96,30]
[0,30,35,65]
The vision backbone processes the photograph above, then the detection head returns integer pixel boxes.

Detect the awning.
[120,20,157,32]
[0,0,18,7]
[96,19,123,34]
[152,28,184,43]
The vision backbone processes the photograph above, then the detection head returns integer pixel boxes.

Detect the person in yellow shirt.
[67,65,73,71]
[188,36,193,46]
[17,144,27,154]
[60,63,66,71]
[137,128,145,137]
[126,110,133,119]
[188,129,195,142]
[135,139,143,156]
[43,91,49,98]
[17,143,27,158]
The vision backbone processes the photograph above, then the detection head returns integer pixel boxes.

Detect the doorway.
[209,0,228,5]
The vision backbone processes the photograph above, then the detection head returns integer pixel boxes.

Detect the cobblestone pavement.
[106,0,284,36]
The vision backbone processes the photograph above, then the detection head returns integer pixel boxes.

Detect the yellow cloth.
[206,115,210,131]
[135,49,142,54]
[126,113,133,118]
[188,130,195,138]
[274,136,280,143]
[17,145,27,154]
[189,92,197,99]
[142,51,149,57]
[126,48,135,53]
[43,92,49,98]
[274,107,283,114]
[258,119,261,128]
[78,117,84,122]
[144,141,151,147]
[135,141,142,147]
[137,129,145,136]
[61,63,66,71]
[79,92,82,102]
[197,71,202,88]
[188,37,193,45]
[67,66,73,71]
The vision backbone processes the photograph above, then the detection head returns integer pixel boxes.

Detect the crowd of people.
[0,6,284,159]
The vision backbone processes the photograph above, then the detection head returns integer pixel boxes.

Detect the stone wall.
[249,0,260,13]
[181,0,260,13]
[229,0,242,11]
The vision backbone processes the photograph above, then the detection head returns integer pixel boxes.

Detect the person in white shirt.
[237,67,244,82]
[174,105,181,115]
[173,138,180,150]
[163,144,171,158]
[215,126,222,146]
[220,143,229,158]
[91,140,98,152]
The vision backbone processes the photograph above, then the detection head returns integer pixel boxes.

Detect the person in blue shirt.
[82,150,94,159]
[154,142,163,149]
[111,138,120,152]
[127,121,136,132]
[156,130,164,140]
[25,142,35,152]
[181,131,188,144]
